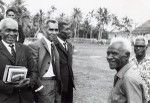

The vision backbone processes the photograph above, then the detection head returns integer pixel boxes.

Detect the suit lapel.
[40,38,51,76]
[55,38,68,55]
[41,38,51,55]
[0,41,15,64]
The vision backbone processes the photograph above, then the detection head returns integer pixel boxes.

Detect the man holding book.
[0,18,37,103]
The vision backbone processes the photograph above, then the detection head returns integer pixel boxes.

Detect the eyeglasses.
[49,28,58,31]
[134,45,146,48]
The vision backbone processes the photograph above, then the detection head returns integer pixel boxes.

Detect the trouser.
[34,77,61,103]
[61,83,73,103]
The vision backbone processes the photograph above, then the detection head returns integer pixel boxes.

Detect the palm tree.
[71,8,82,38]
[47,5,57,19]
[110,14,123,32]
[122,16,133,33]
[88,10,94,39]
[95,7,110,40]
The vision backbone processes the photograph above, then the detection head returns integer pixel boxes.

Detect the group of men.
[107,36,150,103]
[0,7,74,103]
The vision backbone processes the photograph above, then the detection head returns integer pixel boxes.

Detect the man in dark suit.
[29,19,61,103]
[54,21,75,103]
[5,7,25,43]
[0,18,37,103]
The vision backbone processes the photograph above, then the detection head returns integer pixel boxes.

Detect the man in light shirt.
[107,37,147,103]
[131,36,150,102]
[29,19,61,103]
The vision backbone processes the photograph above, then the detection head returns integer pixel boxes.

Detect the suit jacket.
[54,37,75,92]
[0,41,37,103]
[29,38,61,89]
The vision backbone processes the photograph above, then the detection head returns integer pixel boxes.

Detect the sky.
[4,0,150,26]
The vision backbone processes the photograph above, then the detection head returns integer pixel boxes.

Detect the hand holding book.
[14,78,30,88]
[11,74,25,83]
[3,65,28,83]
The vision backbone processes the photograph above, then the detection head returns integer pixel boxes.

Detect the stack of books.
[3,65,28,83]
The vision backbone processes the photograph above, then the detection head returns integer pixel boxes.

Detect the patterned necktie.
[9,44,16,62]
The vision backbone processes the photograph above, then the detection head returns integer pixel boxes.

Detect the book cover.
[3,65,28,83]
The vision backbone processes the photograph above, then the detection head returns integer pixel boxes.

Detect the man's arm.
[28,43,43,91]
[25,46,38,87]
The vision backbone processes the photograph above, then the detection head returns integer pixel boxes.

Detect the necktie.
[63,42,67,51]
[9,44,16,62]
[113,75,119,87]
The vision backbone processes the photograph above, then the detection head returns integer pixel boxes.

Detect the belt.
[41,76,56,80]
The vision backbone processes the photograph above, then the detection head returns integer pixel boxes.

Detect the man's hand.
[14,78,30,88]
[11,74,24,83]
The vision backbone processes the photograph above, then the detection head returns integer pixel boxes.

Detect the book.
[3,65,28,83]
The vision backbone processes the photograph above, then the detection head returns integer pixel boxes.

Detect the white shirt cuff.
[35,85,44,92]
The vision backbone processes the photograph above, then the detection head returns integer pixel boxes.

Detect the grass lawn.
[73,43,115,103]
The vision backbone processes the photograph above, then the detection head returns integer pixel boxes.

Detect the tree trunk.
[98,28,101,40]
[90,28,92,39]
[74,28,77,38]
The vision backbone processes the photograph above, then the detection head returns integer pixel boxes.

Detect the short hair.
[133,35,148,46]
[45,19,58,28]
[6,7,17,15]
[0,18,18,30]
[58,21,69,32]
[109,37,132,53]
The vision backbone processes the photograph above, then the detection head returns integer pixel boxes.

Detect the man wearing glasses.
[131,36,150,102]
[29,19,61,103]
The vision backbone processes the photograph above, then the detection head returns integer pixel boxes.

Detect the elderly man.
[5,7,25,43]
[53,21,75,103]
[29,19,61,103]
[0,18,37,103]
[131,36,150,101]
[107,37,147,103]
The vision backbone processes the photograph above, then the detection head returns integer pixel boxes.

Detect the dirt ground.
[72,43,115,103]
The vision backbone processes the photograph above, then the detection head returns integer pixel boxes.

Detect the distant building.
[132,20,150,41]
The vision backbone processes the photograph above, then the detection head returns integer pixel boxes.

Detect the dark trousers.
[61,83,73,103]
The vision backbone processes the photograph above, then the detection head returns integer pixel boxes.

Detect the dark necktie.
[9,44,16,62]
[113,75,119,87]
[63,42,67,51]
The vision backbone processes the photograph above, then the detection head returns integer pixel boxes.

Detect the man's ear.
[146,46,148,50]
[125,52,130,59]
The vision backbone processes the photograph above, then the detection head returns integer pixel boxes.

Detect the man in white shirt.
[29,19,61,103]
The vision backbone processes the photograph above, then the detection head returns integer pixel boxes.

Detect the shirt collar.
[57,36,66,45]
[2,40,15,48]
[116,62,134,78]
[43,36,52,44]
[131,56,148,65]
